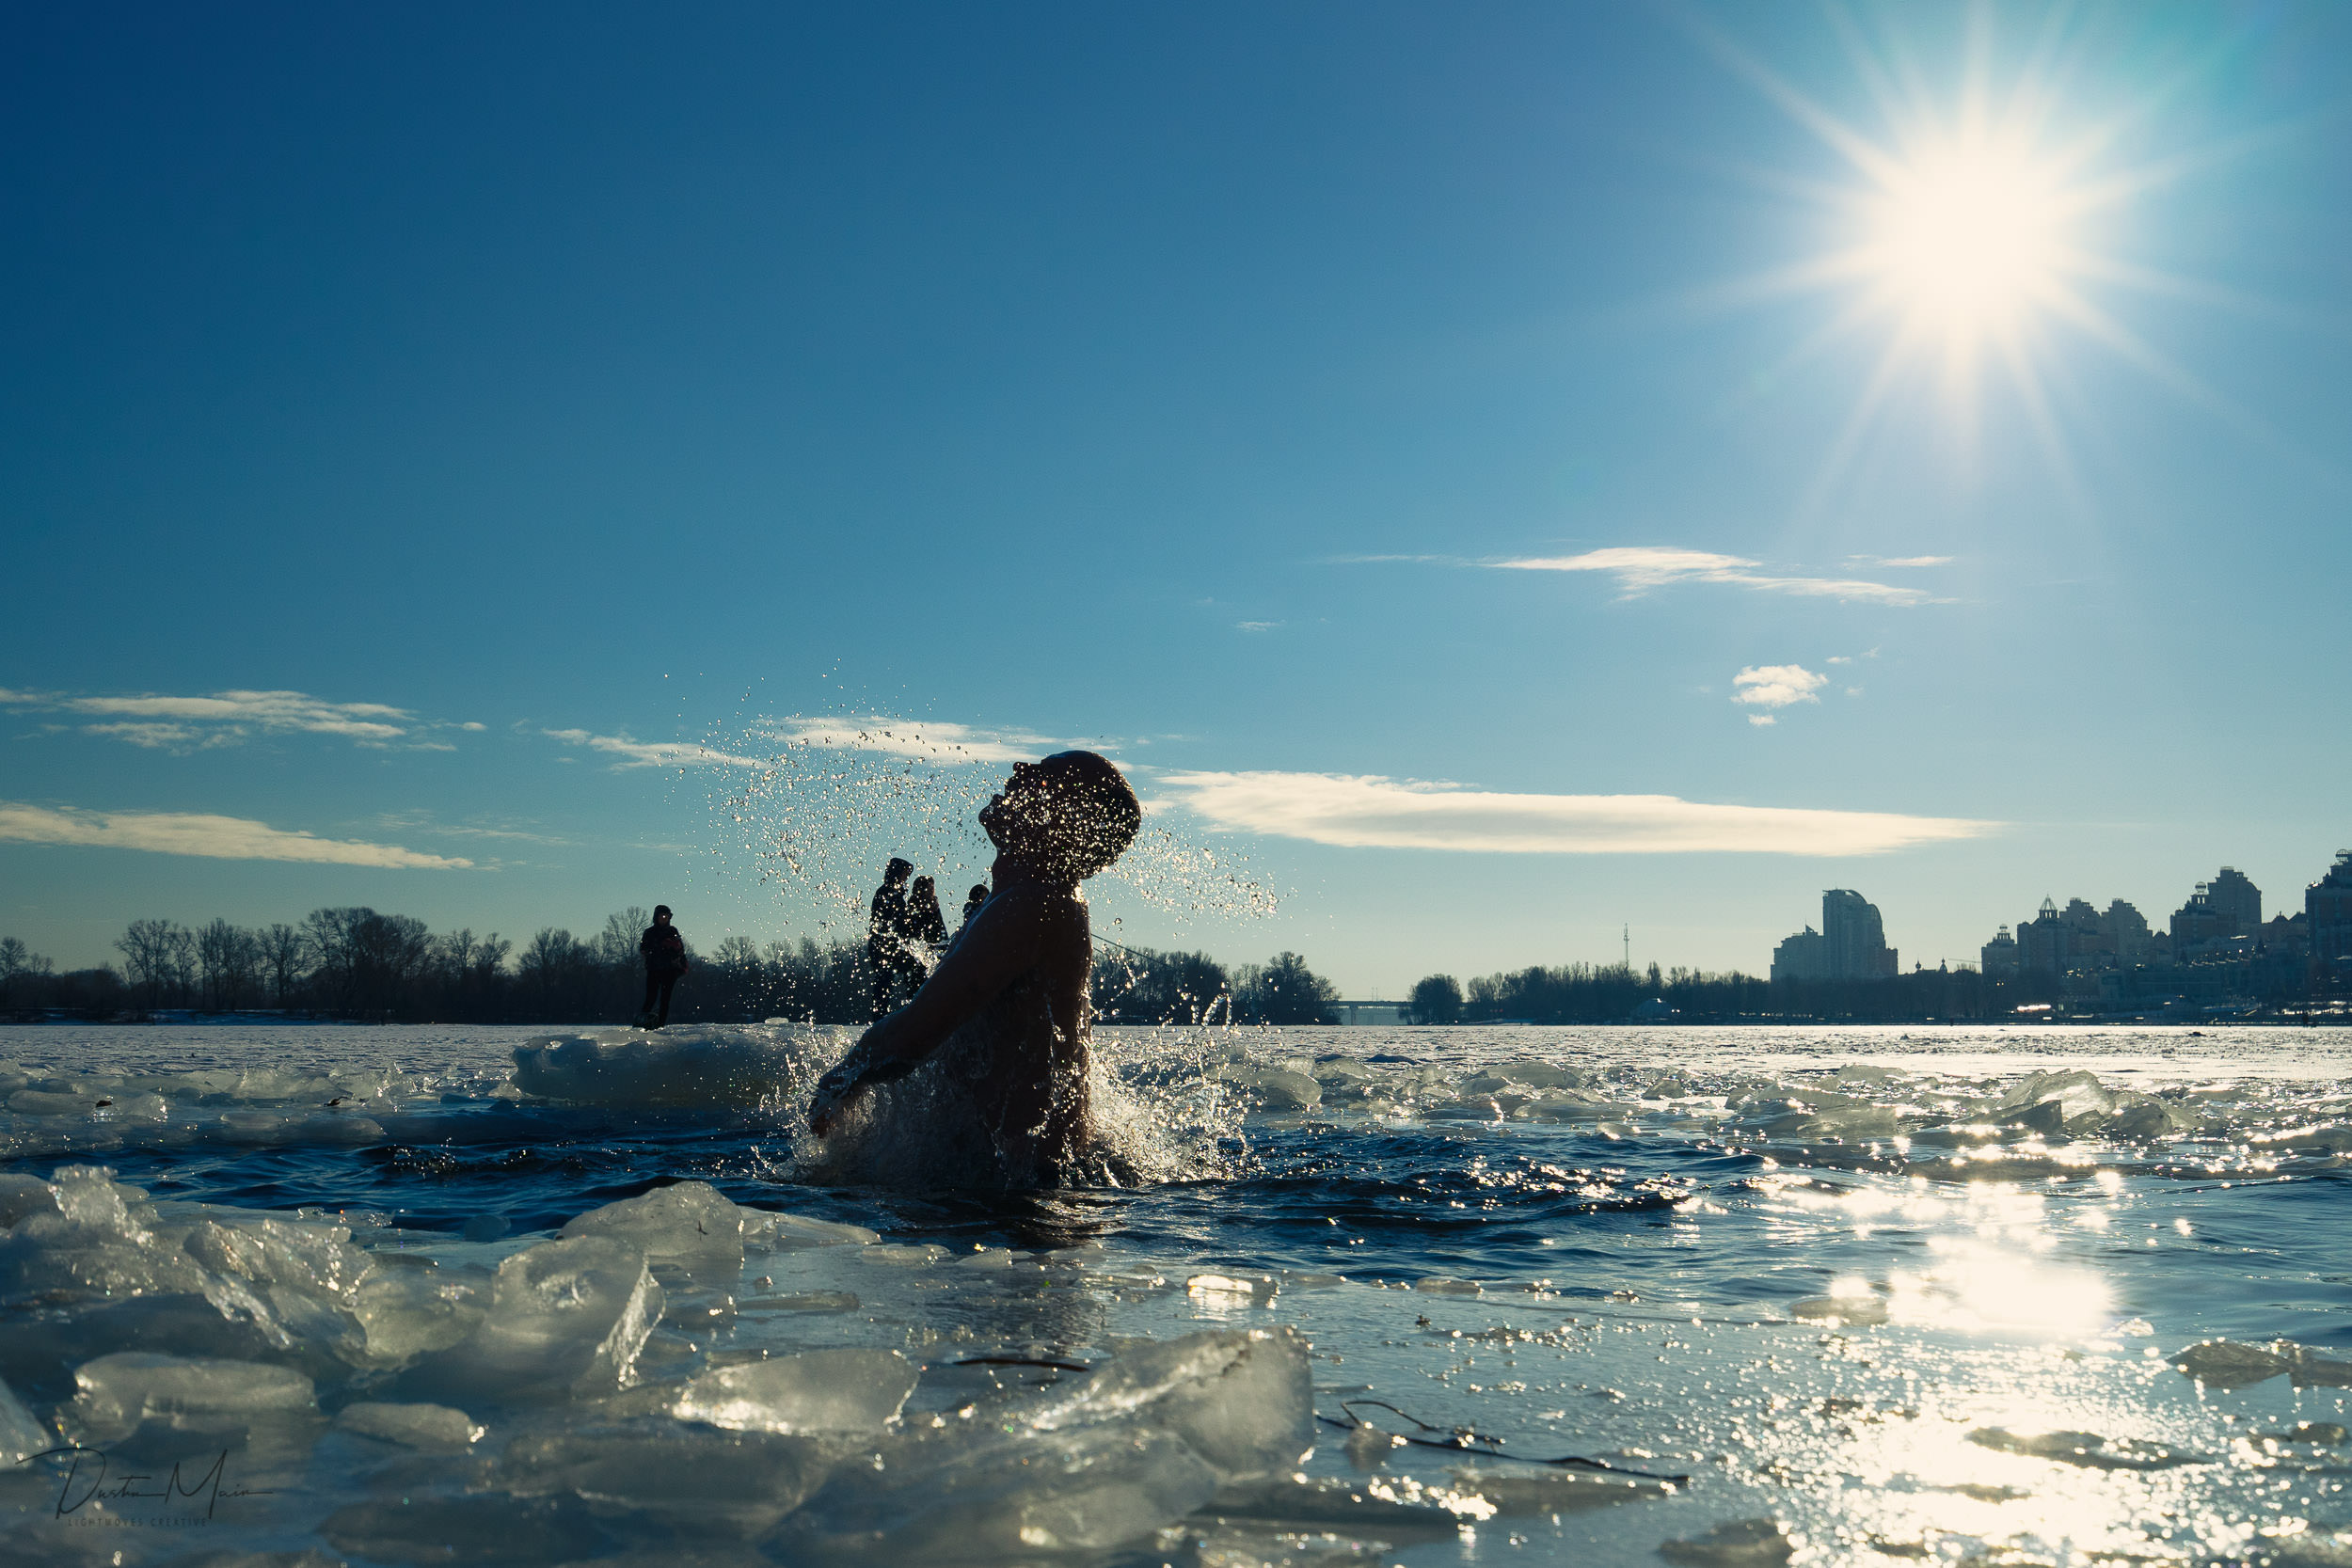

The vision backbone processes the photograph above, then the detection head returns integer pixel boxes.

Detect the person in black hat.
[636,905,689,1028]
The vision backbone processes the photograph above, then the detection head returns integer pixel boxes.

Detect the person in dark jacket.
[637,905,689,1027]
[867,859,914,1019]
[961,882,990,927]
[906,875,948,958]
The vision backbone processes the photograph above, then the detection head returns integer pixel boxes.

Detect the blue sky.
[4,2,2347,994]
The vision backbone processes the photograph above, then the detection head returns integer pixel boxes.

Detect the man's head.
[883,858,914,884]
[978,751,1140,881]
[654,905,673,924]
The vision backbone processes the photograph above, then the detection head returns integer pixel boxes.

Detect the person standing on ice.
[866,858,916,1019]
[905,875,948,959]
[809,751,1140,1180]
[636,905,689,1028]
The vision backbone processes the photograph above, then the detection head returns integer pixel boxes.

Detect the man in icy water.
[636,905,689,1027]
[808,751,1140,1181]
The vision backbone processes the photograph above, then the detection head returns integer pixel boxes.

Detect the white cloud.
[1235,621,1280,633]
[0,687,438,750]
[1870,555,1954,568]
[543,729,772,769]
[1748,714,1777,727]
[1152,771,1993,856]
[1732,664,1830,712]
[0,801,469,867]
[1493,546,1933,605]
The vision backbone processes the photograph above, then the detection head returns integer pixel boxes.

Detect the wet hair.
[654,905,672,919]
[1027,751,1141,879]
[883,858,913,881]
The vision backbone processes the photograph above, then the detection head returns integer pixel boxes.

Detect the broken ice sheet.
[675,1347,918,1434]
[397,1235,661,1402]
[335,1400,483,1449]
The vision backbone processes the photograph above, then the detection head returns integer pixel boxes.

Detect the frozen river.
[4,1021,2352,1566]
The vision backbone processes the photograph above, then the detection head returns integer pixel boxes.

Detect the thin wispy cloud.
[759,715,1102,764]
[1855,554,1953,568]
[543,729,772,770]
[1733,664,1830,728]
[1492,546,1936,605]
[0,687,455,751]
[0,801,469,867]
[1152,770,1991,856]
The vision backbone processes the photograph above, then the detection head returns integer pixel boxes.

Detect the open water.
[5,1021,2352,1566]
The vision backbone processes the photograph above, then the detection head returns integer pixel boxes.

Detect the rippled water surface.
[6,1022,2352,1566]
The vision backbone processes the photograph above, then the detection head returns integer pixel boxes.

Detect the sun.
[1862,135,2075,349]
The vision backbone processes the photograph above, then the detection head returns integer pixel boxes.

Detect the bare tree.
[0,937,55,1008]
[196,919,264,1010]
[258,923,310,1007]
[116,919,193,1009]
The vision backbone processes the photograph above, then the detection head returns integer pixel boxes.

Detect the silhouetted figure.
[907,875,948,955]
[637,905,688,1027]
[867,858,915,1020]
[811,752,1143,1182]
[961,882,990,927]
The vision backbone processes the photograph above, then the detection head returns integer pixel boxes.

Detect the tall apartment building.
[1772,890,1898,981]
[2173,867,2264,954]
[2312,851,2352,968]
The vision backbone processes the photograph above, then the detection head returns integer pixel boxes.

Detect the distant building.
[1980,925,2020,979]
[1772,890,1897,982]
[2173,866,2264,958]
[1772,926,1826,982]
[2104,900,2153,963]
[2311,851,2352,969]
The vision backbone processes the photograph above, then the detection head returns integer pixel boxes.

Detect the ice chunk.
[749,1210,881,1249]
[321,1496,610,1565]
[1966,1427,2204,1470]
[0,1171,59,1227]
[1213,1065,1321,1111]
[675,1347,918,1434]
[786,1421,1220,1561]
[1659,1517,1795,1566]
[2172,1338,2292,1389]
[501,1428,825,1533]
[1200,1473,1489,1531]
[1036,1327,1313,1480]
[336,1400,482,1448]
[1762,1105,1899,1140]
[560,1180,746,1278]
[1449,1466,1669,1514]
[402,1235,661,1400]
[68,1352,314,1442]
[351,1263,485,1366]
[1489,1059,1585,1090]
[858,1243,949,1267]
[1,1372,49,1465]
[511,1024,815,1108]
[0,1166,210,1303]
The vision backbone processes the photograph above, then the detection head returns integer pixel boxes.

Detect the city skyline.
[6,5,2350,994]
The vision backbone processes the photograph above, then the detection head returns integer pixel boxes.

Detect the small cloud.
[1846,686,1864,697]
[1826,656,1851,665]
[1489,546,1934,606]
[1235,621,1279,633]
[1731,664,1830,712]
[1748,714,1777,727]
[460,721,487,732]
[1873,555,1954,568]
[0,800,469,867]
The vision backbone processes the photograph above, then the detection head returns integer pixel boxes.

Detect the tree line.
[0,911,1348,1027]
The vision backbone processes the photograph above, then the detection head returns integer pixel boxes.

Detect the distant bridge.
[1331,999,1406,1026]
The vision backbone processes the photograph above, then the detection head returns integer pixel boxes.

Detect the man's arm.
[808,895,1041,1132]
